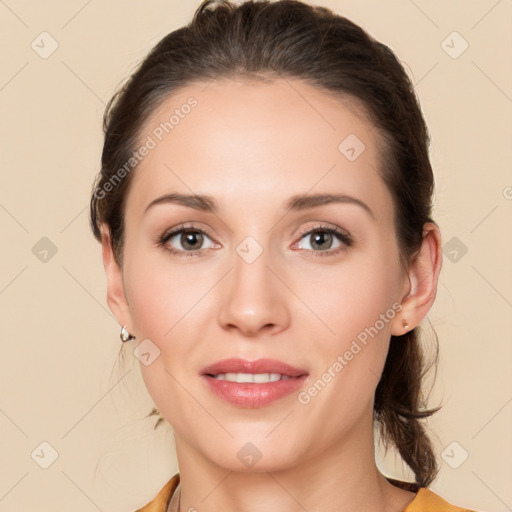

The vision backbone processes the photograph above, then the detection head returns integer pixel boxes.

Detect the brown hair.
[90,0,440,488]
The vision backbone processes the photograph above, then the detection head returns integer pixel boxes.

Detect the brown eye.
[159,227,217,256]
[307,230,335,251]
[292,226,352,256]
[179,230,204,250]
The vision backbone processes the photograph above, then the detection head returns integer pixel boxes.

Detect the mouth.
[200,358,309,408]
[207,372,295,382]
[200,357,308,378]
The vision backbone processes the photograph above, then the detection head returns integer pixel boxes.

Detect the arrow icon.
[338,134,365,161]
[442,236,468,263]
[441,31,468,59]
[31,441,59,468]
[237,442,263,467]
[236,236,263,263]
[31,31,59,59]
[135,339,161,366]
[441,441,468,469]
[32,237,58,262]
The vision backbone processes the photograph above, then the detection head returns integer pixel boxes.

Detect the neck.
[170,415,416,512]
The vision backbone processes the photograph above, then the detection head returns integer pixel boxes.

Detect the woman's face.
[112,78,412,470]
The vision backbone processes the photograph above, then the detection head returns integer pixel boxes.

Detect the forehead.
[127,78,392,220]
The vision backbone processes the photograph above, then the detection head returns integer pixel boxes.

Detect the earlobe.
[391,223,443,336]
[100,224,133,331]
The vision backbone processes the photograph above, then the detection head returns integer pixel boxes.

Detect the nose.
[217,248,291,337]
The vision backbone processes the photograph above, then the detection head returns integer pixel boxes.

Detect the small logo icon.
[443,236,468,263]
[134,338,161,366]
[31,31,59,59]
[32,237,58,263]
[441,32,469,59]
[338,134,366,161]
[31,441,59,469]
[237,442,263,468]
[441,441,469,469]
[236,236,263,264]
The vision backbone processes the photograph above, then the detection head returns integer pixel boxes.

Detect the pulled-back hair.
[90,0,440,488]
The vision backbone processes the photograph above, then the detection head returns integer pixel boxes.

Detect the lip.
[200,358,308,378]
[200,358,309,408]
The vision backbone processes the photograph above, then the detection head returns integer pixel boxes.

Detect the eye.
[294,224,352,256]
[156,223,352,258]
[157,224,218,257]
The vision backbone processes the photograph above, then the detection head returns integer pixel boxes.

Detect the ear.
[390,222,443,336]
[100,224,133,332]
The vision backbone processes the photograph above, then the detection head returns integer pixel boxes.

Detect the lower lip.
[201,374,308,408]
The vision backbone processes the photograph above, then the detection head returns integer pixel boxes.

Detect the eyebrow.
[144,192,374,219]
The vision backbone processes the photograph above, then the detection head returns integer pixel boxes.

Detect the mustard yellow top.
[134,473,478,512]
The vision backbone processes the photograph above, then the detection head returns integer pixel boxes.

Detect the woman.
[89,0,478,510]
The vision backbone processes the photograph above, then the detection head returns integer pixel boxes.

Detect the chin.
[202,437,309,474]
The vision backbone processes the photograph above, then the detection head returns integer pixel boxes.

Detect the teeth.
[212,372,292,383]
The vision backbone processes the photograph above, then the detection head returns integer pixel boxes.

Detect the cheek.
[126,257,200,427]
[123,246,212,342]
[292,248,402,345]
[292,245,401,407]
[124,269,171,341]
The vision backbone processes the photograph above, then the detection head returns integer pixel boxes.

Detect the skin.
[101,78,443,512]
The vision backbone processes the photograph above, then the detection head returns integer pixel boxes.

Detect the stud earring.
[402,318,409,331]
[120,325,135,342]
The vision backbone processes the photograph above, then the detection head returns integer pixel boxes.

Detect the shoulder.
[405,487,480,512]
[133,473,180,512]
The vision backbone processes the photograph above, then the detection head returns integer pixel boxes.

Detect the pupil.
[312,231,332,250]
[182,231,202,250]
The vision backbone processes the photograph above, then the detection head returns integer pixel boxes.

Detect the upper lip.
[200,358,308,378]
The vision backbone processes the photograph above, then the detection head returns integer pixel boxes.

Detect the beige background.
[1,0,511,510]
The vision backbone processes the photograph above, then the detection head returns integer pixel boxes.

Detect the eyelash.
[156,223,353,258]
[296,223,353,257]
[156,224,216,259]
